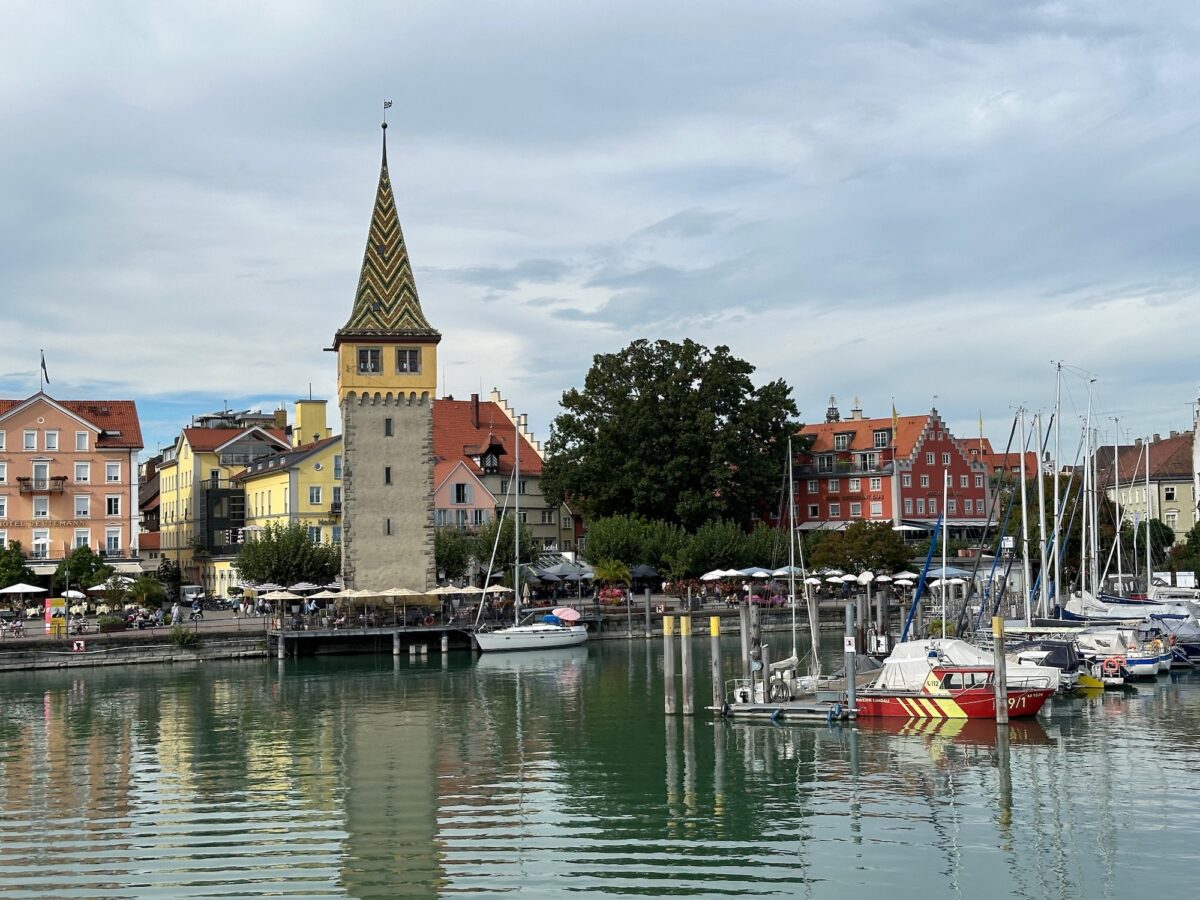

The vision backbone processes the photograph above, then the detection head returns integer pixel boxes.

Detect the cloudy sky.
[3,0,1198,458]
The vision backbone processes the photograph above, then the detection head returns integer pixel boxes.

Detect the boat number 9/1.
[1007,695,1027,710]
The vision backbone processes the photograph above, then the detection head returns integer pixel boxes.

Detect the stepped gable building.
[795,398,990,533]
[332,122,440,590]
[0,392,143,574]
[964,438,1040,481]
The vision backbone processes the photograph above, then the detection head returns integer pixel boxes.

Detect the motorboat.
[855,640,1057,719]
[1006,639,1086,692]
[1072,626,1161,679]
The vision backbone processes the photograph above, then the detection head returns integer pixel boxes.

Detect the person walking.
[170,601,181,625]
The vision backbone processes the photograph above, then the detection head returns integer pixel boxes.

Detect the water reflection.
[0,651,1195,897]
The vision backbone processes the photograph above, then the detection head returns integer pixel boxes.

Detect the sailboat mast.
[514,413,521,624]
[1145,437,1152,591]
[1018,408,1032,626]
[941,468,949,638]
[1035,413,1049,617]
[787,436,798,659]
[1052,362,1063,607]
[1112,418,1123,594]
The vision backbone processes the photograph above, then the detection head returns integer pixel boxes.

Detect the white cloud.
[1,0,1199,455]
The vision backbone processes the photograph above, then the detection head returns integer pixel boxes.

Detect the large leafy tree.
[840,521,912,573]
[54,546,114,590]
[542,339,799,531]
[0,541,36,590]
[235,522,340,587]
[434,528,474,581]
[472,514,538,575]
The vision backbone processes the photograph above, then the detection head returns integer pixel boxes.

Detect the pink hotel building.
[0,392,143,575]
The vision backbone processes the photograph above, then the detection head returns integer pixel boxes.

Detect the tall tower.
[333,122,440,590]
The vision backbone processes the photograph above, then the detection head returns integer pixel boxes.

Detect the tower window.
[397,348,420,373]
[358,348,382,373]
[384,466,392,485]
[384,417,393,437]
[385,517,393,536]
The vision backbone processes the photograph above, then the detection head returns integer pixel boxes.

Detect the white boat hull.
[474,623,588,652]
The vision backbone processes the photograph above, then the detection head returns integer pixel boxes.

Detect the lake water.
[0,637,1197,898]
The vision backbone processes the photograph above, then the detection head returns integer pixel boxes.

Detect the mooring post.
[441,632,449,653]
[760,640,772,703]
[844,602,857,717]
[277,634,286,660]
[393,631,400,657]
[993,616,1009,724]
[644,587,652,638]
[738,605,751,683]
[680,615,694,716]
[710,616,723,713]
[663,615,677,715]
[856,593,867,652]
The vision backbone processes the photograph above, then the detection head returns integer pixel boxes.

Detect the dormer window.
[873,430,890,449]
[834,433,851,451]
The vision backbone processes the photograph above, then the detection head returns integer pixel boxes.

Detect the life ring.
[423,615,435,626]
[1101,656,1122,675]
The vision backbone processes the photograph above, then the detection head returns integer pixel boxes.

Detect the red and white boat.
[856,640,1057,720]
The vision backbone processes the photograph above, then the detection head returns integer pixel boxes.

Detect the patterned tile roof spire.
[338,123,439,338]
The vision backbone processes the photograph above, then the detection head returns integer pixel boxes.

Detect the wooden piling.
[710,616,723,712]
[277,634,286,660]
[680,615,694,716]
[441,633,449,653]
[992,616,1009,724]
[844,603,857,715]
[738,605,751,683]
[644,588,652,638]
[760,640,772,703]
[663,615,677,715]
[393,631,401,657]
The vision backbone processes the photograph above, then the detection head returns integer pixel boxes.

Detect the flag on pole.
[383,100,393,109]
[40,350,49,386]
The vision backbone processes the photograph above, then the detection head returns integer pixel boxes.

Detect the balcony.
[330,501,342,514]
[17,476,68,494]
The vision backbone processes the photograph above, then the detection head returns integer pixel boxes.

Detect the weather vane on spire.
[382,99,392,130]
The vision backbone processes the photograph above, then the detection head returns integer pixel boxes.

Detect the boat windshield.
[940,671,992,690]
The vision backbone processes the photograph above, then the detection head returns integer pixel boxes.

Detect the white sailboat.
[473,413,587,653]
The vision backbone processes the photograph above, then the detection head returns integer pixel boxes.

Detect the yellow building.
[157,415,290,590]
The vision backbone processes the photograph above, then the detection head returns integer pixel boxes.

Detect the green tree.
[741,523,785,569]
[674,520,746,577]
[435,528,474,581]
[581,515,649,567]
[0,541,36,591]
[54,546,114,591]
[127,575,167,607]
[542,339,799,530]
[472,514,537,576]
[840,521,912,573]
[591,558,631,589]
[808,531,847,571]
[1169,521,1200,574]
[157,558,183,602]
[235,522,340,587]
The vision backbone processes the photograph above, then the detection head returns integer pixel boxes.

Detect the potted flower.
[96,614,126,634]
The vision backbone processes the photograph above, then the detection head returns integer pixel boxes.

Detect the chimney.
[1170,430,1179,439]
[472,393,480,429]
[274,407,287,429]
[1134,437,1142,447]
[1153,433,1161,443]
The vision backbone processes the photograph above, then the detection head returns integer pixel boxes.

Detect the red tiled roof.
[1099,432,1194,484]
[433,399,542,475]
[800,414,928,457]
[0,396,144,449]
[139,532,160,551]
[181,427,289,452]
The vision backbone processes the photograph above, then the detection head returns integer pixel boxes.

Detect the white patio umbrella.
[825,576,843,584]
[747,570,772,578]
[287,582,321,593]
[772,566,805,577]
[0,583,47,595]
[840,574,859,583]
[893,571,920,580]
[700,570,725,581]
[874,574,893,583]
[258,590,301,602]
[427,585,460,595]
[456,586,484,594]
[857,572,875,584]
[720,569,743,577]
[308,590,343,600]
[484,584,513,594]
[254,582,284,592]
[894,578,914,586]
[804,577,823,586]
[63,589,87,600]
[379,587,422,597]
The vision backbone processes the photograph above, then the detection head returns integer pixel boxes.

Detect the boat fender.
[771,708,782,724]
[831,702,843,721]
[720,702,730,718]
[423,615,435,626]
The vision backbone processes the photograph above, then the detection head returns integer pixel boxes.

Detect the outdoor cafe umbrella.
[308,590,342,600]
[483,584,513,594]
[287,582,321,593]
[772,566,805,577]
[804,577,823,586]
[840,574,859,583]
[379,587,422,597]
[259,590,301,602]
[551,607,582,622]
[700,570,725,581]
[893,571,920,580]
[0,583,47,596]
[63,589,86,600]
[824,576,843,584]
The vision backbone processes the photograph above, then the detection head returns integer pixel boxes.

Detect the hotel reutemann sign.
[4,519,88,528]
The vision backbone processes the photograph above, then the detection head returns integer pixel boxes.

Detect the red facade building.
[795,400,991,533]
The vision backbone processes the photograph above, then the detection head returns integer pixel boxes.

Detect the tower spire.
[336,121,438,339]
